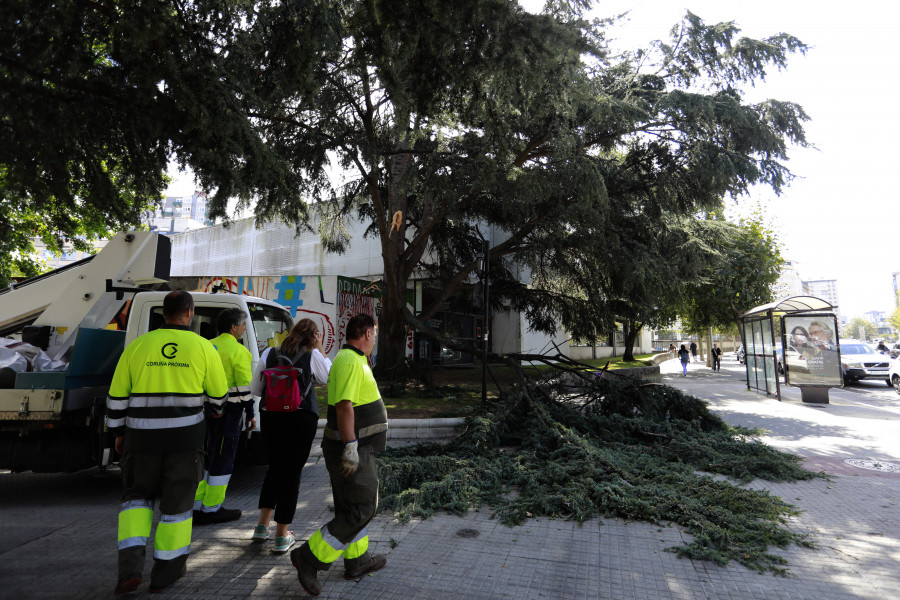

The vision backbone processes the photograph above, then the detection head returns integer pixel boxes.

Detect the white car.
[889,357,900,394]
[840,340,892,386]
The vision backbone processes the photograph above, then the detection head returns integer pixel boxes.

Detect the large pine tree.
[2,1,809,372]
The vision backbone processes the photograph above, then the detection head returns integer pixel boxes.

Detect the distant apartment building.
[773,259,804,299]
[864,310,886,324]
[802,279,841,320]
[143,192,212,237]
[893,272,900,308]
[154,192,213,225]
[30,238,109,270]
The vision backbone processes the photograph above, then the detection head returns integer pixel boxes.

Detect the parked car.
[839,340,892,386]
[889,357,900,394]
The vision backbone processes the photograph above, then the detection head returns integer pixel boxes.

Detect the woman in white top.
[249,318,332,553]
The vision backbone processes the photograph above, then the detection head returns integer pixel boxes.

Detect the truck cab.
[128,291,294,434]
[0,232,294,472]
[128,291,292,363]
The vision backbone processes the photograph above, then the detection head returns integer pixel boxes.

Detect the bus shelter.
[741,296,841,403]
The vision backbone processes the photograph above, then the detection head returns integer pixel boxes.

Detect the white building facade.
[166,217,651,363]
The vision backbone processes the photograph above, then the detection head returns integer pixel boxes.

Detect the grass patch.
[367,355,658,417]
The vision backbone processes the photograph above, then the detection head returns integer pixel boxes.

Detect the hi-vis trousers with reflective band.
[117,450,203,588]
[298,443,379,570]
[195,402,243,512]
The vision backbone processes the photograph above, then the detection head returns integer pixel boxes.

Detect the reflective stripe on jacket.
[211,332,254,417]
[106,324,229,454]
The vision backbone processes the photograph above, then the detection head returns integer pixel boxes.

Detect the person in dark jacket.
[249,318,332,554]
[711,344,722,371]
[678,344,690,376]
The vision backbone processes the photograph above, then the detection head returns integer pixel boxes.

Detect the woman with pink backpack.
[249,318,332,553]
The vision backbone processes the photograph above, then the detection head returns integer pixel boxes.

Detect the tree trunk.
[373,133,413,384]
[375,290,409,382]
[622,320,640,362]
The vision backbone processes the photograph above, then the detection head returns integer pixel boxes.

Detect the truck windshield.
[248,304,293,354]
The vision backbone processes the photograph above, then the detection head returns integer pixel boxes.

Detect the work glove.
[341,440,359,477]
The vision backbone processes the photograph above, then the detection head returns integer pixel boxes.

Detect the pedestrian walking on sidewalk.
[678,344,690,376]
[711,344,722,372]
[689,341,698,363]
[194,308,255,525]
[249,318,332,554]
[290,314,389,596]
[107,291,229,596]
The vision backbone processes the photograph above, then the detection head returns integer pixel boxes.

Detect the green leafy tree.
[679,218,784,345]
[299,3,807,372]
[887,307,900,334]
[547,216,712,362]
[3,2,809,374]
[842,317,876,341]
[1,0,334,285]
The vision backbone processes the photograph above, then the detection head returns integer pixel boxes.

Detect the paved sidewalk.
[1,358,899,599]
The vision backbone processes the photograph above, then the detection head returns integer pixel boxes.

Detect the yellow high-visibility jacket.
[211,332,254,419]
[107,324,228,454]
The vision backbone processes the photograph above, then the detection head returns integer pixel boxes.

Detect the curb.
[313,417,466,444]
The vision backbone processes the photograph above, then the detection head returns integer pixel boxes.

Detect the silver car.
[839,340,892,386]
[889,356,900,394]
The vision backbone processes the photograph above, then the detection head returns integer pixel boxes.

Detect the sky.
[560,0,900,319]
[167,0,900,319]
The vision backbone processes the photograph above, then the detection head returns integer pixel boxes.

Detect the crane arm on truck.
[0,232,172,473]
[0,232,171,359]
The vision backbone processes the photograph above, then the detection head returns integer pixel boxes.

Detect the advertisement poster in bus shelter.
[782,315,842,386]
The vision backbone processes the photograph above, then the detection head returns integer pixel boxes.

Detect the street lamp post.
[477,240,490,405]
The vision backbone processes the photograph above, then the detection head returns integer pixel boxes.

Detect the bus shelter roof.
[742,295,834,318]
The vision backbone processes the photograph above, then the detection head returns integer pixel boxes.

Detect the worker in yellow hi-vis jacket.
[290,313,388,597]
[194,307,255,525]
[107,291,228,596]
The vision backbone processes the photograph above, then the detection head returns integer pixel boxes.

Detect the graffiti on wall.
[336,277,380,352]
[191,275,409,363]
[196,275,339,357]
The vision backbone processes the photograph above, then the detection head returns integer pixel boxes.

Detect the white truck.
[0,231,293,473]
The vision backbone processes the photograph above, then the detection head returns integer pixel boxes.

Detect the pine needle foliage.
[378,377,823,574]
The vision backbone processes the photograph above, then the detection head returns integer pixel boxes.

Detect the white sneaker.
[251,524,268,542]
[273,532,295,553]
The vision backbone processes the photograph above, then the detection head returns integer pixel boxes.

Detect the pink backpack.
[262,350,312,412]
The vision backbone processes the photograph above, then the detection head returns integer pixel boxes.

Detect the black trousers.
[257,409,319,524]
[205,402,244,477]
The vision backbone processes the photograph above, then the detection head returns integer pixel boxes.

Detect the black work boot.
[343,552,386,580]
[290,548,322,597]
[149,564,186,593]
[194,506,241,525]
[113,576,142,596]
